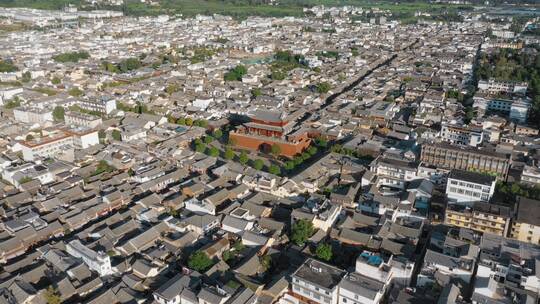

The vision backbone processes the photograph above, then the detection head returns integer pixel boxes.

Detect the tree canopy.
[291,219,314,246]
[188,251,213,272]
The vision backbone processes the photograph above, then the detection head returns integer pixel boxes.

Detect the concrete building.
[66,240,113,276]
[74,97,116,114]
[445,202,511,236]
[420,143,510,178]
[291,258,346,304]
[477,79,527,94]
[521,165,540,186]
[13,106,53,126]
[440,123,483,147]
[446,170,496,206]
[370,156,418,190]
[510,197,540,245]
[20,128,99,161]
[64,111,103,128]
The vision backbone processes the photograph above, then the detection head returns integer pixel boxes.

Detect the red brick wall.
[230,133,311,158]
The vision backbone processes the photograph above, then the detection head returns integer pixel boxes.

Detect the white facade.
[446,173,496,206]
[13,107,53,125]
[0,87,23,105]
[66,240,113,277]
[372,157,417,190]
[72,130,100,149]
[521,165,540,186]
[20,129,99,161]
[21,134,73,161]
[509,99,531,123]
[65,111,103,128]
[440,123,483,147]
[74,98,116,114]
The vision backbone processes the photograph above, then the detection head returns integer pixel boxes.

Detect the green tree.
[251,88,262,98]
[195,143,206,153]
[213,129,223,139]
[293,156,303,166]
[224,65,248,81]
[166,84,179,94]
[253,159,264,170]
[204,135,214,144]
[111,130,122,141]
[271,70,285,80]
[285,161,295,170]
[315,243,333,261]
[315,137,328,148]
[185,117,193,126]
[260,255,272,271]
[208,146,220,157]
[25,134,34,141]
[44,286,61,304]
[188,251,213,272]
[224,148,235,160]
[51,76,61,85]
[307,146,318,156]
[239,151,249,165]
[222,250,233,262]
[270,144,281,156]
[21,71,31,82]
[19,176,33,184]
[268,165,281,175]
[177,117,186,125]
[52,106,65,122]
[291,219,314,246]
[316,82,331,94]
[195,119,208,128]
[98,130,106,139]
[0,59,18,73]
[68,87,83,97]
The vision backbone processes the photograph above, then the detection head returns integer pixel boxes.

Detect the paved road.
[298,38,420,126]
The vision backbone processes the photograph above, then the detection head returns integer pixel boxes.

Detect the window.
[343,298,347,303]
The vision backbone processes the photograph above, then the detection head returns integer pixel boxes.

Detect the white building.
[509,98,531,123]
[73,97,116,114]
[66,240,113,277]
[64,111,102,128]
[440,123,483,147]
[0,87,23,105]
[70,128,99,149]
[13,106,53,126]
[19,128,99,161]
[478,79,527,95]
[338,273,385,304]
[521,165,540,186]
[371,156,418,190]
[446,170,496,206]
[291,259,346,304]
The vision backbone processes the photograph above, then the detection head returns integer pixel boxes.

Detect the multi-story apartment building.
[64,111,102,128]
[478,79,527,94]
[510,197,540,245]
[66,240,113,276]
[473,95,531,123]
[20,128,99,161]
[420,143,510,178]
[72,97,117,114]
[291,258,346,304]
[13,106,53,126]
[445,201,511,236]
[521,165,540,186]
[440,123,483,147]
[446,170,496,205]
[370,156,418,190]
